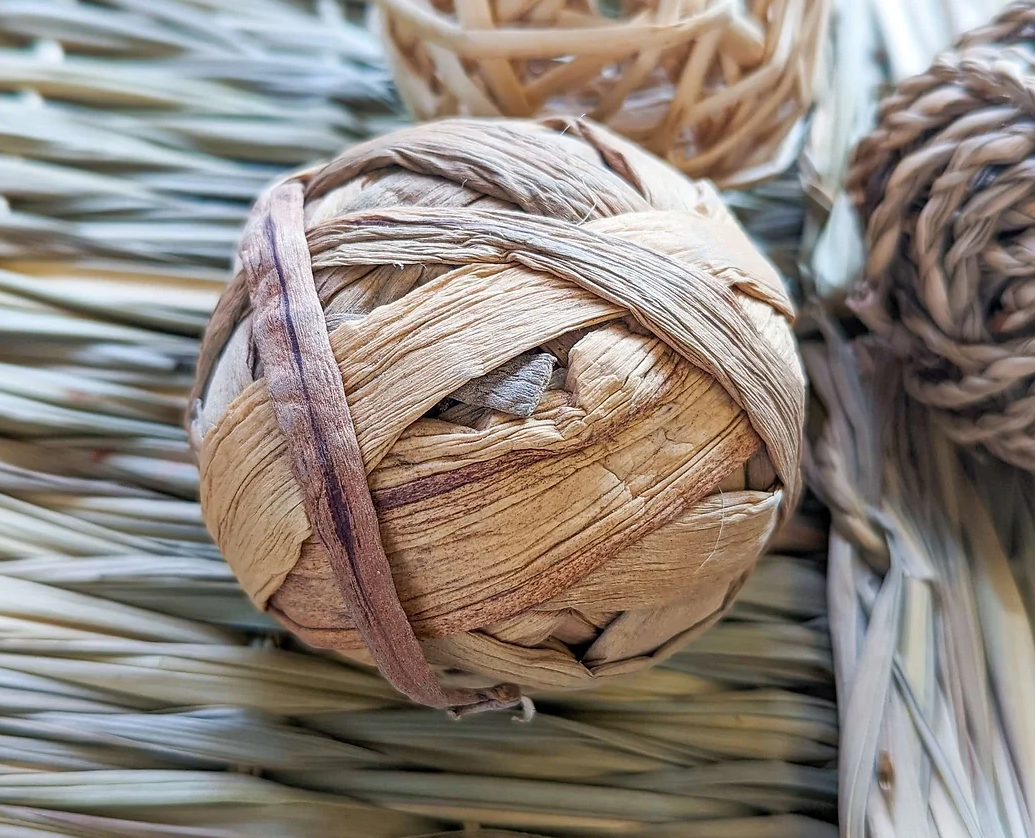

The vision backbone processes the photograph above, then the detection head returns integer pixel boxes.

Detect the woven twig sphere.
[848,2,1035,472]
[376,0,829,187]
[190,118,804,713]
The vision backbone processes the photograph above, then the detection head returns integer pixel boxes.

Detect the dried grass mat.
[0,2,837,837]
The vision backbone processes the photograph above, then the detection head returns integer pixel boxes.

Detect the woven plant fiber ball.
[848,1,1035,472]
[190,118,805,714]
[376,0,829,187]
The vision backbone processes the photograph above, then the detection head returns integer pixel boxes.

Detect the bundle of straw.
[802,312,1034,838]
[0,254,837,834]
[732,5,1034,837]
[0,2,842,836]
[0,279,837,828]
[795,7,1034,835]
[0,0,400,266]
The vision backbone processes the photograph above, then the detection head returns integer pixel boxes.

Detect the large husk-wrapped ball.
[190,118,804,714]
[376,0,829,187]
[848,2,1035,471]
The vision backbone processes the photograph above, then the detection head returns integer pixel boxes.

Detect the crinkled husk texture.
[376,0,829,188]
[190,118,804,712]
[847,1,1036,472]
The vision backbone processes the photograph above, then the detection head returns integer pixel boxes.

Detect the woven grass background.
[0,1,1029,837]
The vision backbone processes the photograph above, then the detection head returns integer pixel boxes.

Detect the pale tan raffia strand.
[847,1,1035,471]
[191,118,805,707]
[376,0,829,188]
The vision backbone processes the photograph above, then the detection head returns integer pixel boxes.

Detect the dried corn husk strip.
[238,179,524,714]
[448,351,556,417]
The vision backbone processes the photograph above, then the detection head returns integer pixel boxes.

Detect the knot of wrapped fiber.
[190,118,804,713]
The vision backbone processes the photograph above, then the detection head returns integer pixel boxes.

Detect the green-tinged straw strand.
[802,312,1033,838]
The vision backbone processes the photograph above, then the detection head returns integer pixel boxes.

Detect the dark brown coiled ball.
[848,2,1035,471]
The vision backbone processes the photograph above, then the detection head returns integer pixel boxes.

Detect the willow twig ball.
[190,118,805,714]
[376,0,830,187]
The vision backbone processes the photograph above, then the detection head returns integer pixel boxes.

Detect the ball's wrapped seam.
[376,0,829,187]
[848,2,1035,471]
[190,118,805,714]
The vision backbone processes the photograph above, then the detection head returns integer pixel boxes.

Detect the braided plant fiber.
[847,1,1036,471]
[375,0,829,187]
[189,117,805,714]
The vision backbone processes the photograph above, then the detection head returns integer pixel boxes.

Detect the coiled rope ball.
[190,118,805,715]
[376,0,829,187]
[848,1,1035,471]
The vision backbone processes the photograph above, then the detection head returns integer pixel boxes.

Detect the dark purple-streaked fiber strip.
[238,180,521,715]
